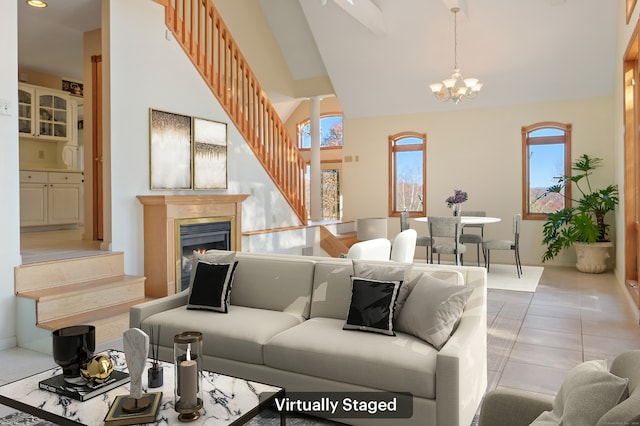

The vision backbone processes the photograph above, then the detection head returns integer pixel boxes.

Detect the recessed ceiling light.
[26,0,48,8]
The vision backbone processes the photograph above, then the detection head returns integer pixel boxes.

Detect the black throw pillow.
[187,261,238,313]
[343,276,402,336]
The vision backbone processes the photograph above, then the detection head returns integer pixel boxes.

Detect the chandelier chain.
[453,8,458,69]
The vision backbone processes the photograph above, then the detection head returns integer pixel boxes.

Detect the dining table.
[414,216,502,225]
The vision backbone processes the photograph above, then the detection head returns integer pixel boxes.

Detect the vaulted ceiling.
[17,0,617,119]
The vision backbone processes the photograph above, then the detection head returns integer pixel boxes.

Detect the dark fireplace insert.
[178,219,232,291]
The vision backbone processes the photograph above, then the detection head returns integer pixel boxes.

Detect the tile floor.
[4,229,640,421]
[487,266,640,398]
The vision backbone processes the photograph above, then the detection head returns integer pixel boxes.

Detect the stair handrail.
[155,0,307,224]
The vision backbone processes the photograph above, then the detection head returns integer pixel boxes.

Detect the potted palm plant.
[540,154,619,273]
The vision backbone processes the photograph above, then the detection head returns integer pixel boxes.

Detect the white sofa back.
[228,252,316,318]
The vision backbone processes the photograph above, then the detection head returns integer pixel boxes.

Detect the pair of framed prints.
[149,109,227,190]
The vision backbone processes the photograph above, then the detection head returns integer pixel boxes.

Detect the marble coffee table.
[0,349,285,425]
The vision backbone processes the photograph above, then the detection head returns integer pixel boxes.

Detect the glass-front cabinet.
[18,83,70,141]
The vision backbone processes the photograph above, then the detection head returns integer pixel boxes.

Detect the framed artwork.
[149,109,192,189]
[628,0,637,24]
[193,117,228,189]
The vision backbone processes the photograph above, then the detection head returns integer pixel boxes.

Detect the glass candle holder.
[173,331,203,422]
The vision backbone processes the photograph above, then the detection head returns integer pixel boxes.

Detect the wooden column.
[137,195,249,297]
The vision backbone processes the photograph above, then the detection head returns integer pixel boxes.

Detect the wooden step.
[337,231,358,248]
[15,251,126,293]
[18,274,146,323]
[320,226,350,257]
[15,250,150,351]
[38,298,156,344]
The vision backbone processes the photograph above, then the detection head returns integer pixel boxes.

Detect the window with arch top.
[522,122,572,219]
[297,114,343,149]
[389,132,426,217]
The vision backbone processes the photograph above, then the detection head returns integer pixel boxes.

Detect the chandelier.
[429,7,482,104]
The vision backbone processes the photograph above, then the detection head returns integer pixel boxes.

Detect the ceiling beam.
[333,0,387,36]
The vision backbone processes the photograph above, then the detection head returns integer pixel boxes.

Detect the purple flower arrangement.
[446,189,468,208]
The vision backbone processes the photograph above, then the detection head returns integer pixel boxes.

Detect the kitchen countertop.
[20,167,84,173]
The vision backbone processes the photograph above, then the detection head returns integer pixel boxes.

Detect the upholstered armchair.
[478,350,640,426]
[346,238,391,261]
[390,229,417,262]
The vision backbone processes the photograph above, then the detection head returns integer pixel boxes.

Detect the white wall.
[107,0,299,274]
[0,1,20,349]
[341,96,615,267]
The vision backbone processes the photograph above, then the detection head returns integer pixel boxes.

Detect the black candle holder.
[52,325,95,385]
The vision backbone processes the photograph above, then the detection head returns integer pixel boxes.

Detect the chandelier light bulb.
[429,8,482,103]
[27,0,48,7]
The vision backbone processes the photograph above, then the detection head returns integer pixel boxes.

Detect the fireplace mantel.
[137,194,249,296]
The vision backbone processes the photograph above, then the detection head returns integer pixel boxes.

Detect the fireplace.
[175,217,233,291]
[137,194,248,297]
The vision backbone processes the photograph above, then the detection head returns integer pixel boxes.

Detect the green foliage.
[540,154,619,262]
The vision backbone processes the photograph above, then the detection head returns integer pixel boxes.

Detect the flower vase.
[453,204,461,216]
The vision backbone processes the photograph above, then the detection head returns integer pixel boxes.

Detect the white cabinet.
[20,171,84,227]
[18,83,70,141]
[19,172,48,227]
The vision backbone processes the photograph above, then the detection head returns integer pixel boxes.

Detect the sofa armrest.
[435,282,487,426]
[478,389,553,426]
[129,290,189,329]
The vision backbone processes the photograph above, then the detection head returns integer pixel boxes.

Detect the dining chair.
[483,214,522,278]
[400,211,432,261]
[459,210,486,266]
[428,216,466,265]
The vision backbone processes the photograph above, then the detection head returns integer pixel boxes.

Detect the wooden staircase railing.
[155,0,307,225]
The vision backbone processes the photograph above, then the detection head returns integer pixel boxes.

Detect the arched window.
[522,122,572,219]
[388,132,426,216]
[297,114,343,149]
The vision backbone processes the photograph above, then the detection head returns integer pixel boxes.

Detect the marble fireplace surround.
[137,195,249,297]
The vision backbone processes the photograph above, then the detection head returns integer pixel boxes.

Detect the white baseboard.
[0,336,17,351]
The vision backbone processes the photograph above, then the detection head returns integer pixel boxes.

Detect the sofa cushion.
[343,277,402,336]
[187,261,238,313]
[395,274,473,349]
[530,359,629,426]
[264,317,439,399]
[142,305,304,365]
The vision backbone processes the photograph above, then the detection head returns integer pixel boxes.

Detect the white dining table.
[414,216,502,225]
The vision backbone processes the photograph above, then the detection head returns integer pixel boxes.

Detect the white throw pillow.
[530,359,629,426]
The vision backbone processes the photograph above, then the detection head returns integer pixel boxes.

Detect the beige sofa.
[130,251,487,426]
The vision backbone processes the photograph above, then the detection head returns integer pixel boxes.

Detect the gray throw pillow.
[530,359,629,426]
[394,274,473,350]
[352,260,412,310]
[352,259,412,281]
